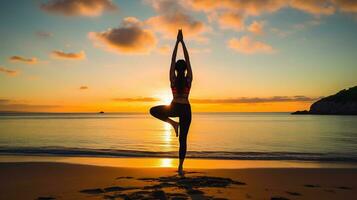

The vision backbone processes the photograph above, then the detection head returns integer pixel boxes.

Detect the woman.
[150,29,192,175]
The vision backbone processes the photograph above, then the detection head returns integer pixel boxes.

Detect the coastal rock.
[293,86,357,115]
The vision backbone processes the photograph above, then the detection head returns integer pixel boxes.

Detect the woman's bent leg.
[150,105,179,134]
[150,105,170,122]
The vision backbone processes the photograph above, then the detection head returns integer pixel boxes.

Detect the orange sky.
[1,0,357,112]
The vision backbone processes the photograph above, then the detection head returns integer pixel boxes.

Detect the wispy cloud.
[186,0,341,16]
[334,0,357,13]
[9,56,38,64]
[36,31,53,38]
[228,35,274,54]
[0,99,60,111]
[289,0,335,16]
[271,19,321,37]
[113,97,160,102]
[79,86,88,90]
[0,66,19,76]
[156,45,170,54]
[112,96,318,104]
[217,12,245,31]
[190,96,319,104]
[0,99,11,104]
[89,17,157,54]
[145,0,209,41]
[186,0,287,16]
[248,21,264,35]
[40,0,118,17]
[51,50,86,60]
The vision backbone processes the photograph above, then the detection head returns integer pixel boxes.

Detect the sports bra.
[171,78,191,99]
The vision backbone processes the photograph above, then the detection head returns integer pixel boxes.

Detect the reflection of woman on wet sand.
[150,29,192,175]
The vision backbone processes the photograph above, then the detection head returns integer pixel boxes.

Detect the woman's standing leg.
[178,104,191,174]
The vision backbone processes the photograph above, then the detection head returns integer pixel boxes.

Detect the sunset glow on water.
[1,113,357,161]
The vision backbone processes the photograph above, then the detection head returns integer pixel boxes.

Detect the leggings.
[150,102,191,160]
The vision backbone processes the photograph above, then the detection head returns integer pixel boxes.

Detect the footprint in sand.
[304,184,320,188]
[80,186,137,194]
[286,191,301,196]
[79,188,104,194]
[36,197,56,200]
[271,197,290,200]
[336,186,353,190]
[116,176,134,180]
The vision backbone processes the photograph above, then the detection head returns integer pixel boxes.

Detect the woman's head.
[175,59,187,75]
[174,59,187,93]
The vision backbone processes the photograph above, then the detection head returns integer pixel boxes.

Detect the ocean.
[0,112,357,162]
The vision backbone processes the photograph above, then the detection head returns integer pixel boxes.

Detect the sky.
[0,0,357,112]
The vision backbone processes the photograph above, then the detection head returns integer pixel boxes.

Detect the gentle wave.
[0,147,356,162]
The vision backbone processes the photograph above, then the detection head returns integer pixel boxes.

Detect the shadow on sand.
[79,172,245,200]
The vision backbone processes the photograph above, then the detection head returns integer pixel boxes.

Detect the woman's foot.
[173,122,179,137]
[178,165,184,176]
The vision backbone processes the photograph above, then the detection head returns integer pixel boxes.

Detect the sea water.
[0,112,356,161]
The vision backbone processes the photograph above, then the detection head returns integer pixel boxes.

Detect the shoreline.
[1,155,357,169]
[1,147,357,162]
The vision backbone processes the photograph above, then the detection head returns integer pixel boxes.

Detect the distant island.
[292,86,357,115]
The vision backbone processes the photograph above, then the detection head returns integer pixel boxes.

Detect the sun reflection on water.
[158,158,174,167]
[161,123,174,151]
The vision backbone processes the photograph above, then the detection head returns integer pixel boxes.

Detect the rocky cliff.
[292,86,357,115]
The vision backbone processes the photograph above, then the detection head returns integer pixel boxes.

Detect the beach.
[1,158,357,200]
[1,113,357,199]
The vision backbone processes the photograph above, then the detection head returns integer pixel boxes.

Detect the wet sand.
[0,162,356,200]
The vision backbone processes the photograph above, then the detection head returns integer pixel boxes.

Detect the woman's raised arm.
[170,40,179,84]
[181,39,192,81]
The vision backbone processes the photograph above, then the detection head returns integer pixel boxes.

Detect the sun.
[157,93,172,105]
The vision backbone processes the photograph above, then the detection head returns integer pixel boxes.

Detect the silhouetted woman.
[150,30,192,175]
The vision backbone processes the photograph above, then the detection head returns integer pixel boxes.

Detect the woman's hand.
[177,29,183,42]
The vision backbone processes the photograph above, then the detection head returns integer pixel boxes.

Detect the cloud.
[187,0,357,16]
[228,36,274,54]
[0,99,59,112]
[146,13,208,39]
[186,0,287,16]
[334,0,357,13]
[36,31,53,38]
[293,19,321,30]
[0,99,10,104]
[113,97,159,102]
[145,0,209,40]
[217,12,245,31]
[289,0,335,16]
[271,19,321,37]
[9,56,38,64]
[248,21,264,35]
[51,50,86,60]
[40,0,118,17]
[112,95,318,104]
[156,45,171,54]
[190,96,318,104]
[0,66,19,76]
[79,86,88,90]
[88,17,157,54]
